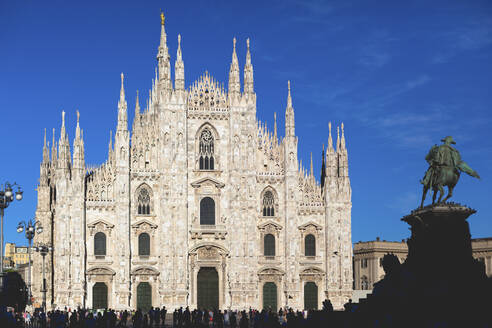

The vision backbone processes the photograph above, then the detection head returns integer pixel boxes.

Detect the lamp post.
[0,182,23,295]
[33,243,51,312]
[17,219,43,306]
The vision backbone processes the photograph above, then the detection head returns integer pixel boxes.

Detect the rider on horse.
[420,136,480,206]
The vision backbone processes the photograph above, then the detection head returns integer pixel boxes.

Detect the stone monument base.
[354,203,491,327]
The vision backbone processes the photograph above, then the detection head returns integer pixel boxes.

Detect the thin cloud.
[358,30,398,69]
[387,191,419,213]
[432,21,492,63]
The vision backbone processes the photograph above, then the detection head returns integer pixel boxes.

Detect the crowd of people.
[0,299,351,328]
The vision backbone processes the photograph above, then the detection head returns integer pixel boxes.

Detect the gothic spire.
[60,110,67,143]
[108,130,113,153]
[57,110,71,173]
[285,80,295,137]
[175,34,185,92]
[135,90,140,115]
[73,110,85,170]
[42,128,50,163]
[160,11,167,50]
[228,37,240,97]
[40,128,50,186]
[310,152,314,177]
[75,110,81,140]
[336,125,340,151]
[157,11,171,95]
[338,122,349,178]
[287,80,293,109]
[327,122,334,152]
[341,122,346,150]
[51,128,57,164]
[243,38,254,97]
[273,112,278,142]
[117,73,128,132]
[108,130,114,163]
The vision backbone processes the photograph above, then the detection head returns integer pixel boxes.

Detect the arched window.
[138,233,150,256]
[94,232,106,256]
[264,234,275,256]
[361,276,369,290]
[199,128,215,170]
[305,234,316,256]
[262,191,275,216]
[137,187,151,215]
[200,197,215,225]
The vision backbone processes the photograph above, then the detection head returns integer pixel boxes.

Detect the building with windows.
[353,237,492,291]
[4,242,30,267]
[32,13,353,311]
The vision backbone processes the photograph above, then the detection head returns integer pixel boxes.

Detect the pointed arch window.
[264,234,275,257]
[94,232,106,256]
[305,234,316,256]
[262,191,275,216]
[137,187,151,215]
[199,128,215,170]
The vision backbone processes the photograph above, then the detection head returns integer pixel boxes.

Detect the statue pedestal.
[356,203,491,327]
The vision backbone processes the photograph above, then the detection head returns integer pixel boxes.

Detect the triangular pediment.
[300,266,324,274]
[131,266,160,276]
[190,177,225,189]
[257,266,285,275]
[87,219,115,229]
[258,220,283,231]
[298,221,322,231]
[131,219,158,229]
[87,266,116,275]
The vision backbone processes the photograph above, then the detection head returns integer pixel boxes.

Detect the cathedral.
[32,13,353,311]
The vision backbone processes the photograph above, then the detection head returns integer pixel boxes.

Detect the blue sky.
[1,0,491,247]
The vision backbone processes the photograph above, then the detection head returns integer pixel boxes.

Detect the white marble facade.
[32,14,353,311]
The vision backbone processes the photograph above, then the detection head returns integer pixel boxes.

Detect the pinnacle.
[287,80,293,108]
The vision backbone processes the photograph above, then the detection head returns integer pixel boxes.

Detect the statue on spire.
[161,11,165,26]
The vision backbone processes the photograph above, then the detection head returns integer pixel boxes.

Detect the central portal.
[197,267,219,310]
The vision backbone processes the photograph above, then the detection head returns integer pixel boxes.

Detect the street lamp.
[0,182,23,295]
[17,219,43,306]
[33,243,52,312]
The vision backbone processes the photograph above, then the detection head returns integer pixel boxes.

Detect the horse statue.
[420,136,480,208]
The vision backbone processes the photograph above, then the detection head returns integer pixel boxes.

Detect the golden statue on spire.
[160,11,165,25]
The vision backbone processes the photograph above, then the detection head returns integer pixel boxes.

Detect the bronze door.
[137,282,152,312]
[304,282,318,310]
[197,267,219,310]
[93,282,108,309]
[263,282,277,311]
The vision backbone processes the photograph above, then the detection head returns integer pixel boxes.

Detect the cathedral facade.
[32,14,353,311]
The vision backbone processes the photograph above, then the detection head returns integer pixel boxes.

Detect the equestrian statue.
[420,136,480,208]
